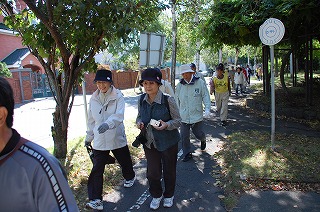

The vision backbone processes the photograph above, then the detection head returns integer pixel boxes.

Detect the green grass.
[214,130,320,210]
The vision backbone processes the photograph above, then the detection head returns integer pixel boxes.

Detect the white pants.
[215,92,229,121]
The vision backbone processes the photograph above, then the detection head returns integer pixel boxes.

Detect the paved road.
[13,92,139,148]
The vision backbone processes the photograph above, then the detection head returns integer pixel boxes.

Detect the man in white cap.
[175,67,211,162]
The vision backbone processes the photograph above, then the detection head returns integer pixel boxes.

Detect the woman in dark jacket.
[136,68,181,210]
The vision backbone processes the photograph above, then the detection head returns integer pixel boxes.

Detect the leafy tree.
[0,0,165,159]
[0,62,11,77]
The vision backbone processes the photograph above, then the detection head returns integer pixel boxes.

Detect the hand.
[98,123,109,134]
[204,111,210,119]
[136,122,144,130]
[152,120,168,130]
[84,140,91,146]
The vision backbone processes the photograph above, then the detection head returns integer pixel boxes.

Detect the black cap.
[139,68,162,86]
[94,69,112,82]
[190,63,196,68]
[216,63,224,71]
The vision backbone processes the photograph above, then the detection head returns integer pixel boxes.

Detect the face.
[182,72,193,82]
[142,80,159,96]
[217,69,223,76]
[96,81,111,93]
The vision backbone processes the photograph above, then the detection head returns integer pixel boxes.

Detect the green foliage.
[0,0,166,158]
[0,62,11,77]
[201,0,320,50]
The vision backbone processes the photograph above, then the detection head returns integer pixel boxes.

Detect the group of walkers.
[0,61,238,211]
[84,64,214,210]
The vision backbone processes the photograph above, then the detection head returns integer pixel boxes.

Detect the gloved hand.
[204,110,211,119]
[84,140,91,146]
[98,123,109,134]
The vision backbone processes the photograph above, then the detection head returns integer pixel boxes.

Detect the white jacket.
[86,86,127,150]
[234,72,246,85]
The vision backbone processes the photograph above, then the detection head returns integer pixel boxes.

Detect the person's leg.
[240,84,243,94]
[215,92,222,119]
[162,143,178,198]
[191,121,206,140]
[143,145,163,198]
[112,145,135,181]
[87,150,108,200]
[220,92,229,122]
[180,123,191,157]
[235,84,239,94]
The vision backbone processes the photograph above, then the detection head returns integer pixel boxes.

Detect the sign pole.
[270,45,275,150]
[259,18,285,150]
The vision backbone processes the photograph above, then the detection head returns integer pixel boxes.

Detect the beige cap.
[180,65,194,74]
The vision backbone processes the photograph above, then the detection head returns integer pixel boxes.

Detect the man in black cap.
[190,62,205,82]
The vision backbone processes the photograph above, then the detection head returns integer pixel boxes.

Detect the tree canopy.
[0,0,166,158]
[201,0,320,49]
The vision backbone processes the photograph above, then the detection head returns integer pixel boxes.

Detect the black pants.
[143,143,178,198]
[87,145,135,200]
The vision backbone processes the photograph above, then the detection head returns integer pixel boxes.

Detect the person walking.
[160,78,175,97]
[0,77,79,212]
[190,62,206,82]
[234,67,246,96]
[210,63,231,126]
[175,68,211,162]
[136,68,181,210]
[85,68,136,210]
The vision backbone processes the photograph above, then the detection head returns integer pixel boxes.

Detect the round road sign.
[259,18,285,45]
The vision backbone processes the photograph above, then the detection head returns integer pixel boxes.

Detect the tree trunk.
[52,105,69,159]
[280,51,291,94]
[170,0,177,91]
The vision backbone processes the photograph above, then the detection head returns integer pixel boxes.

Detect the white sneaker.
[85,199,103,210]
[163,196,174,208]
[150,196,163,210]
[124,175,136,188]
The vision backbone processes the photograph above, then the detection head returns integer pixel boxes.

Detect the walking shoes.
[85,199,103,210]
[163,196,174,208]
[150,196,163,210]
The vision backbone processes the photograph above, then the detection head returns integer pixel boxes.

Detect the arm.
[209,78,215,95]
[202,81,211,113]
[164,81,175,97]
[104,94,125,129]
[34,154,79,211]
[164,96,181,130]
[85,101,94,142]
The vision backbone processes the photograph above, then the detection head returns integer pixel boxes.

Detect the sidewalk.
[100,80,320,212]
[13,82,320,211]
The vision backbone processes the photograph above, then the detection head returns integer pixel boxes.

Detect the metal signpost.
[259,18,285,150]
[139,32,166,67]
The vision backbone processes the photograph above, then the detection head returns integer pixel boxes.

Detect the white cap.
[180,65,194,74]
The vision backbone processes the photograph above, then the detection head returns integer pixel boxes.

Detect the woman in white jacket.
[234,67,246,96]
[85,68,135,210]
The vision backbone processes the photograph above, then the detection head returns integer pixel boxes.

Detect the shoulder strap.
[0,137,28,166]
[139,93,147,107]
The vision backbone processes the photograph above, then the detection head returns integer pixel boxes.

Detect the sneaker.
[150,196,163,210]
[85,199,103,210]
[182,153,192,162]
[124,175,136,188]
[163,196,174,208]
[201,140,206,150]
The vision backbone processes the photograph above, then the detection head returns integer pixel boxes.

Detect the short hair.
[0,77,14,128]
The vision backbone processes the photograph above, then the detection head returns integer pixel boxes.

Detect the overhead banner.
[139,32,166,67]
